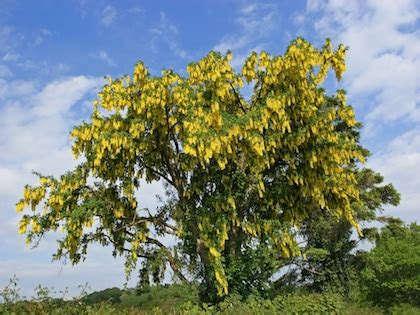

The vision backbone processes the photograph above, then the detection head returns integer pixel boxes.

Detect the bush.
[360,222,420,307]
[178,292,346,314]
[274,293,345,314]
[121,283,200,312]
[388,304,420,315]
[82,287,122,304]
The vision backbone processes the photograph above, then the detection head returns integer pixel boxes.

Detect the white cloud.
[0,75,102,204]
[56,63,70,73]
[158,12,178,34]
[0,256,133,298]
[236,3,277,37]
[0,26,15,53]
[214,1,278,52]
[128,7,144,15]
[368,128,420,223]
[0,73,172,295]
[96,50,116,67]
[33,76,101,117]
[292,13,305,26]
[0,75,101,182]
[213,1,280,69]
[101,5,117,27]
[149,12,191,60]
[0,168,22,199]
[2,52,20,62]
[0,79,36,99]
[0,26,24,72]
[33,28,53,46]
[307,0,420,124]
[306,0,324,12]
[0,64,11,77]
[305,0,420,223]
[0,75,110,294]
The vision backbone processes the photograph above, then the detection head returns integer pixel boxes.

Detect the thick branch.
[146,237,188,283]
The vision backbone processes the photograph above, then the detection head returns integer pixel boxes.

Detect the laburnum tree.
[16,38,367,302]
[276,166,400,295]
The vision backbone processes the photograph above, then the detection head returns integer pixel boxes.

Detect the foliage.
[82,287,122,304]
[3,279,420,314]
[180,292,346,314]
[0,279,347,314]
[0,275,21,304]
[16,37,369,302]
[0,277,137,315]
[388,303,420,315]
[0,300,147,315]
[279,167,400,296]
[360,220,420,307]
[122,284,199,311]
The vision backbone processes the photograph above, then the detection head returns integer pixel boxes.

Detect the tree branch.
[141,163,176,187]
[146,237,188,283]
[164,101,181,157]
[229,82,246,113]
[290,261,324,276]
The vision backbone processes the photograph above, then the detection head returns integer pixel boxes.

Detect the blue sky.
[0,0,419,297]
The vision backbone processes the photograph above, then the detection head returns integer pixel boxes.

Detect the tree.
[278,166,400,295]
[16,38,367,302]
[361,219,420,307]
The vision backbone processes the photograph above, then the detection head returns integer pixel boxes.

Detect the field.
[2,283,419,314]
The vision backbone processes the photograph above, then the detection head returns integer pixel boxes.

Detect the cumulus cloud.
[0,76,151,296]
[307,0,420,124]
[368,128,420,222]
[0,75,111,294]
[0,73,170,295]
[0,77,102,163]
[33,76,101,117]
[0,79,36,99]
[0,76,103,234]
[305,0,420,223]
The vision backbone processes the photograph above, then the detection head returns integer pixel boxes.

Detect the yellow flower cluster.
[16,38,363,298]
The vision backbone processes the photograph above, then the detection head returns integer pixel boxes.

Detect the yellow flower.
[18,218,28,234]
[16,200,25,212]
[209,247,220,258]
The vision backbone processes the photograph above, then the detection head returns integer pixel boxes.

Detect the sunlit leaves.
[16,37,363,299]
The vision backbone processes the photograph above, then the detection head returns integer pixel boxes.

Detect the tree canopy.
[16,38,371,302]
[276,167,400,296]
[361,219,420,307]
